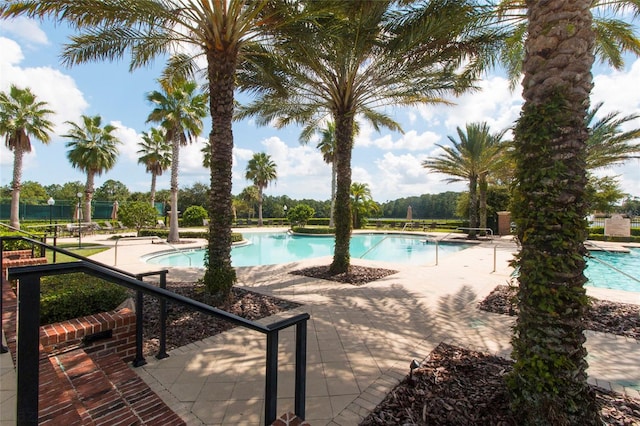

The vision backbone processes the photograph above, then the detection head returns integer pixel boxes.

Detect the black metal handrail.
[1,236,309,425]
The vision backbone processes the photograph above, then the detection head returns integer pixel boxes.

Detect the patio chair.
[102,221,115,232]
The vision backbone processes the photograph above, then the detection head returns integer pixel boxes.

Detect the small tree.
[287,204,315,228]
[118,201,158,237]
[182,205,208,227]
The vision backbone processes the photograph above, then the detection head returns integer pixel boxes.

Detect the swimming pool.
[586,248,640,292]
[144,232,472,267]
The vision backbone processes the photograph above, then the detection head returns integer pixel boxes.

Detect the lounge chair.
[203,218,209,226]
[103,221,115,232]
[117,221,126,230]
[157,219,166,228]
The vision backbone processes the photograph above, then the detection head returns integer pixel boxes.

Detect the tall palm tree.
[0,84,54,229]
[302,121,360,228]
[0,0,296,298]
[507,1,600,423]
[64,114,121,223]
[238,0,503,273]
[309,122,337,227]
[423,122,506,238]
[146,77,207,243]
[137,127,172,208]
[245,152,277,226]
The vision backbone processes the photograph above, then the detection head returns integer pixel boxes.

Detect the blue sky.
[1,16,640,204]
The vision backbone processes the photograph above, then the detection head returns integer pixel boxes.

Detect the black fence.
[0,201,163,221]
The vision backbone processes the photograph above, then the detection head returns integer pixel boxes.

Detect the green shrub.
[138,229,243,242]
[291,226,335,235]
[182,205,208,227]
[287,204,315,227]
[119,201,158,235]
[40,273,129,325]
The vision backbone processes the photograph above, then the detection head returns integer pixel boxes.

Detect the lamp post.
[77,192,82,248]
[47,197,55,226]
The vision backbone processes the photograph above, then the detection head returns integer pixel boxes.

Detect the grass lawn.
[46,243,110,263]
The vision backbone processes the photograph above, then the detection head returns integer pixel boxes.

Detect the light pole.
[77,192,82,248]
[283,205,288,226]
[47,197,55,226]
[47,197,57,262]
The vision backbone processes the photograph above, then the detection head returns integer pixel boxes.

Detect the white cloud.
[111,122,142,162]
[592,59,640,128]
[370,152,465,201]
[0,18,49,45]
[437,75,522,134]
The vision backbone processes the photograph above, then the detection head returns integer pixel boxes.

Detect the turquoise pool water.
[586,248,640,292]
[144,232,471,267]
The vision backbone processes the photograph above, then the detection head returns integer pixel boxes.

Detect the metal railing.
[1,236,309,425]
[113,235,192,266]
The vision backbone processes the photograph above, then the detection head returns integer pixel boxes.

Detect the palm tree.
[64,115,121,223]
[350,182,378,229]
[0,0,297,299]
[304,122,337,227]
[137,127,172,208]
[0,84,54,229]
[507,1,600,423]
[585,102,640,170]
[423,123,506,238]
[495,0,640,88]
[146,78,207,243]
[245,152,277,227]
[237,0,503,273]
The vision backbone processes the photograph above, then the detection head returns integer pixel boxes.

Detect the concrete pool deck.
[2,228,640,425]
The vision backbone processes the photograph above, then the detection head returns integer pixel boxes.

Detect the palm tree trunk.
[84,172,95,224]
[478,174,488,236]
[468,175,478,238]
[508,1,599,424]
[258,188,264,226]
[9,145,23,229]
[168,135,180,243]
[150,172,157,207]
[203,48,237,297]
[329,162,336,228]
[330,113,355,274]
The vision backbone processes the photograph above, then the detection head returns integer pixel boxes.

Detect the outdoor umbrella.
[407,205,412,221]
[73,203,83,221]
[111,200,119,220]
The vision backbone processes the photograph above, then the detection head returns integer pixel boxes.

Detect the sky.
[1,16,640,205]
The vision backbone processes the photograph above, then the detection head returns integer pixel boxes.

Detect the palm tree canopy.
[423,122,507,184]
[146,79,207,146]
[585,102,640,169]
[64,114,121,175]
[245,152,277,190]
[237,0,504,137]
[0,84,54,152]
[137,127,172,175]
[0,1,288,72]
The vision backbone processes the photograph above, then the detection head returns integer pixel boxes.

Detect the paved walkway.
[2,229,640,425]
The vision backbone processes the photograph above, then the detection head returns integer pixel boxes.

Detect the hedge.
[40,273,129,325]
[138,229,243,242]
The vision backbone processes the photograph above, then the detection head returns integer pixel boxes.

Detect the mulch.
[360,342,640,425]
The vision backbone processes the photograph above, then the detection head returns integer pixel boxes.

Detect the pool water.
[586,248,640,292]
[144,232,471,267]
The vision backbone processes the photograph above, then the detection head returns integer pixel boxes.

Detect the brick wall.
[2,251,48,278]
[40,306,137,362]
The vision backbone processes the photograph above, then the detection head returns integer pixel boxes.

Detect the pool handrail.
[114,235,192,266]
[585,241,640,285]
